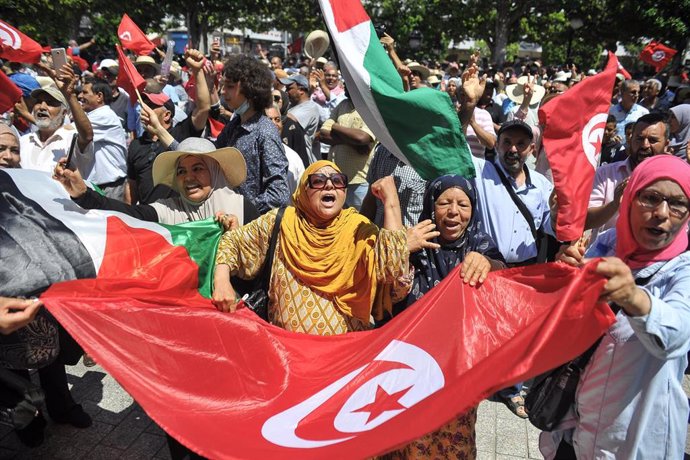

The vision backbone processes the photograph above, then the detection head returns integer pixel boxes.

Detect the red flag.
[208,117,225,139]
[0,20,47,63]
[2,168,615,459]
[538,53,618,241]
[115,45,145,105]
[117,13,155,56]
[617,61,631,80]
[639,41,677,72]
[0,70,22,113]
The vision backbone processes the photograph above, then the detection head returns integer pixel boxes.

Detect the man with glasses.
[610,80,649,144]
[280,74,321,163]
[586,113,670,243]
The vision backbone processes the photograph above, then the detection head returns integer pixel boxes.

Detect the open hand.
[460,251,491,286]
[406,219,440,253]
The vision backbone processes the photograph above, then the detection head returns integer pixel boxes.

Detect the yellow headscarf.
[279,160,390,323]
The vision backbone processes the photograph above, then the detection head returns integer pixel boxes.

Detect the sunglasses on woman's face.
[307,173,348,189]
[273,95,282,102]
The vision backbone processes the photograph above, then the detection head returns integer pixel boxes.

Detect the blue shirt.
[471,157,553,264]
[542,229,690,459]
[216,113,289,214]
[609,102,649,143]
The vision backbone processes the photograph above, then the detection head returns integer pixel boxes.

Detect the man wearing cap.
[281,73,321,163]
[77,77,128,199]
[98,59,130,130]
[19,64,94,176]
[609,80,648,143]
[126,50,209,205]
[462,75,555,418]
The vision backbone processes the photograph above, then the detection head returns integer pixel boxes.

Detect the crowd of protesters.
[2,26,690,460]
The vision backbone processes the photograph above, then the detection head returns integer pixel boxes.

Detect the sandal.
[503,395,528,419]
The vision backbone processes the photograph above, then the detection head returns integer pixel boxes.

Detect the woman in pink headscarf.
[541,154,690,459]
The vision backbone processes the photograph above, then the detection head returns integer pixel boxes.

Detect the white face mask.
[234,99,250,116]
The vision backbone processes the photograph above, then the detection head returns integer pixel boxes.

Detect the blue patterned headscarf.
[398,175,504,310]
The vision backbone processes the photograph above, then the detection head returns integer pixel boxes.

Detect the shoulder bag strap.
[259,206,286,292]
[493,163,540,244]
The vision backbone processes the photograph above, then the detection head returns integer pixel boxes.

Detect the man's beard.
[34,110,65,131]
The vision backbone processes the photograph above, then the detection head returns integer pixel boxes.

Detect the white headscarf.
[150,155,245,225]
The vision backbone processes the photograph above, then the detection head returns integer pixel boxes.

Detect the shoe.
[50,404,92,428]
[15,413,46,447]
[503,395,528,419]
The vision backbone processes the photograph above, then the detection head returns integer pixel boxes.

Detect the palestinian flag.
[2,170,615,458]
[318,0,474,180]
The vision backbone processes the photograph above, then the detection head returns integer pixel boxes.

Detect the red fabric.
[616,155,690,269]
[0,20,46,64]
[208,117,225,139]
[329,0,370,32]
[116,45,145,106]
[617,61,632,80]
[42,217,615,459]
[538,53,618,241]
[288,36,303,54]
[0,70,22,113]
[117,13,155,56]
[640,41,677,72]
[66,48,89,71]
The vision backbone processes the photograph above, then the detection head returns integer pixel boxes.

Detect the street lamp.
[566,17,583,62]
[409,29,422,51]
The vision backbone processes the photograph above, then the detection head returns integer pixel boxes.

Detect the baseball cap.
[30,86,68,108]
[142,91,175,114]
[279,74,309,89]
[497,120,534,140]
[9,73,40,98]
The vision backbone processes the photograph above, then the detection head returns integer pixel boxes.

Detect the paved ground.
[1,362,689,459]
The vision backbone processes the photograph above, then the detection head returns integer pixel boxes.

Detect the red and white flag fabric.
[116,45,145,105]
[0,20,47,63]
[640,41,677,72]
[538,53,619,242]
[0,69,22,113]
[117,14,155,56]
[2,170,615,459]
[617,61,632,80]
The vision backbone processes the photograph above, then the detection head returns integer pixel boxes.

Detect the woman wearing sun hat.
[53,137,258,228]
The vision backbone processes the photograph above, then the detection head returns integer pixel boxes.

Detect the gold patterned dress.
[215,208,408,335]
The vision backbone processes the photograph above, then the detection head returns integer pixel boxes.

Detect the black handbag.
[0,310,60,370]
[243,206,286,321]
[0,368,44,429]
[525,338,600,431]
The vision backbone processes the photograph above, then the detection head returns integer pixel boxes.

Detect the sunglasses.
[307,173,348,189]
[273,95,282,101]
[637,190,689,218]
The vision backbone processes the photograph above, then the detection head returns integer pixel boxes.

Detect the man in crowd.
[586,113,670,241]
[319,97,375,210]
[19,65,94,176]
[265,104,305,193]
[77,77,128,200]
[281,73,321,163]
[126,49,209,205]
[98,59,129,130]
[610,80,649,143]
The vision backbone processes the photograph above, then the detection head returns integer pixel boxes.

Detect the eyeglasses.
[273,95,282,101]
[307,173,348,189]
[636,190,689,218]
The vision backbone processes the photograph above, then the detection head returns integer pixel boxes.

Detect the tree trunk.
[493,14,509,67]
[186,5,200,49]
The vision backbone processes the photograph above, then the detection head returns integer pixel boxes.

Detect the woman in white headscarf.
[0,122,21,169]
[54,137,258,227]
[669,104,690,160]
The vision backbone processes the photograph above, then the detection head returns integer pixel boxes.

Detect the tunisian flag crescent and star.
[117,13,156,56]
[0,20,47,64]
[0,169,616,459]
[538,52,618,242]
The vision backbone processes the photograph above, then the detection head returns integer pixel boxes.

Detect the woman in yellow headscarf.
[213,160,408,334]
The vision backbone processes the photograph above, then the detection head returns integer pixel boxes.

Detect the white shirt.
[20,125,94,175]
[284,144,305,195]
[85,105,128,184]
[466,107,496,158]
[588,158,632,242]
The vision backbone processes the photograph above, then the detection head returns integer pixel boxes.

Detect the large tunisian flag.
[0,20,47,63]
[538,53,618,242]
[1,170,615,459]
